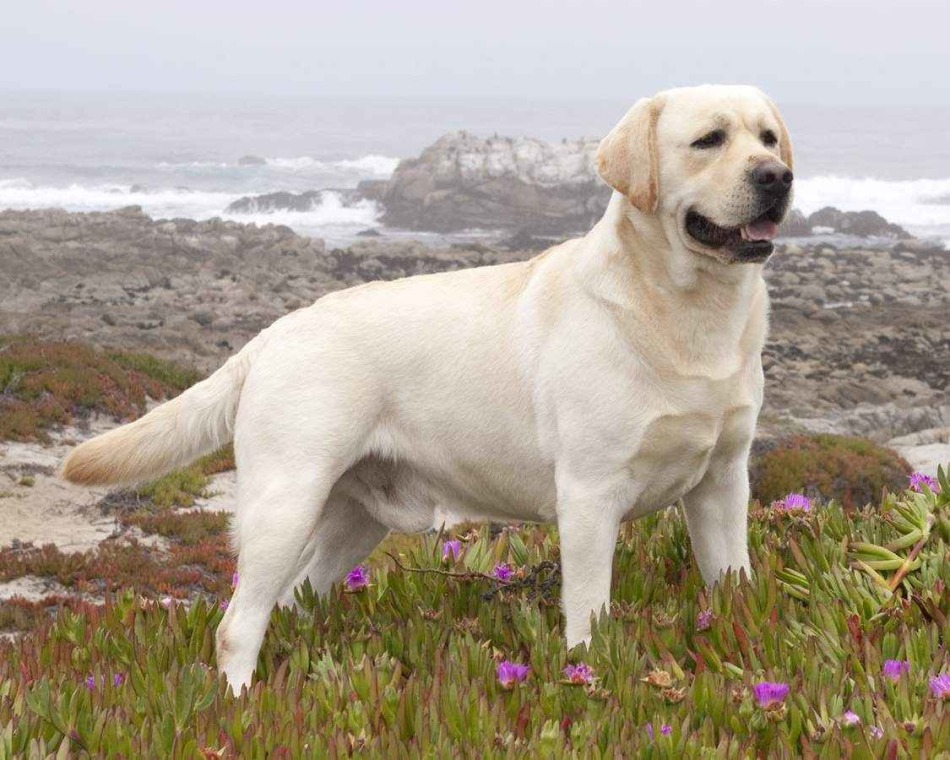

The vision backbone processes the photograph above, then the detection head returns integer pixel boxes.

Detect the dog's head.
[597,85,793,264]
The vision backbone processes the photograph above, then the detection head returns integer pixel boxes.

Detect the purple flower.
[83,675,95,691]
[696,609,713,631]
[840,710,860,727]
[442,540,462,562]
[231,571,239,588]
[869,726,884,740]
[773,493,812,512]
[219,599,229,611]
[496,660,529,688]
[882,659,910,682]
[112,673,125,688]
[563,663,594,685]
[908,472,939,493]
[753,681,789,709]
[644,723,671,740]
[929,673,950,699]
[345,565,370,592]
[492,563,513,582]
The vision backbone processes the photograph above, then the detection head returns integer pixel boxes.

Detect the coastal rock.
[225,189,365,214]
[778,208,811,237]
[379,131,610,235]
[806,207,910,239]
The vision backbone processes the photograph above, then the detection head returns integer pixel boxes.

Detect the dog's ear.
[596,96,664,213]
[762,95,794,170]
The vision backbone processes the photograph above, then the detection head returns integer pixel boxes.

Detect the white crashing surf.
[0,180,381,235]
[222,191,381,231]
[795,175,950,244]
[0,180,235,219]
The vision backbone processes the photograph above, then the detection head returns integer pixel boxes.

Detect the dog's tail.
[61,336,264,486]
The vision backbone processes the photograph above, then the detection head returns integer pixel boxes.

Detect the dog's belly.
[337,450,558,533]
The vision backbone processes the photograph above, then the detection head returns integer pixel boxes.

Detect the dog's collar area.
[684,208,782,263]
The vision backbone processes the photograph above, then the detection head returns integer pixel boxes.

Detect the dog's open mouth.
[684,206,784,262]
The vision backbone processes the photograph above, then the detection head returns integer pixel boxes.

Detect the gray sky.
[3,0,948,105]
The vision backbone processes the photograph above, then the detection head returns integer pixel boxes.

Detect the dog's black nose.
[751,161,793,195]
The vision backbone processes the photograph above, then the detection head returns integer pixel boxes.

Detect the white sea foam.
[795,176,950,236]
[0,180,380,232]
[222,192,380,229]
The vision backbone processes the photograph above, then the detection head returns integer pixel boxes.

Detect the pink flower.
[492,563,513,582]
[772,493,812,512]
[345,565,370,591]
[442,540,462,562]
[563,663,594,685]
[696,609,713,631]
[840,710,860,727]
[882,659,909,682]
[496,660,529,688]
[908,472,939,493]
[753,681,789,708]
[159,596,174,608]
[231,571,239,588]
[869,726,884,740]
[929,673,950,699]
[219,599,229,611]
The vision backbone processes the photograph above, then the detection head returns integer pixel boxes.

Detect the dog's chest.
[624,374,758,514]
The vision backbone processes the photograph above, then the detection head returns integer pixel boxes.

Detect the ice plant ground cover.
[0,467,946,756]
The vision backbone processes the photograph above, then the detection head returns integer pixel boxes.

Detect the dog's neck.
[578,192,768,373]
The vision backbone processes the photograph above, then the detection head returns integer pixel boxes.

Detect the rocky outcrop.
[378,132,609,235]
[806,207,910,239]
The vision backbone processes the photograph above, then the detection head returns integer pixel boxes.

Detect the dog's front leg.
[681,457,752,585]
[555,478,623,648]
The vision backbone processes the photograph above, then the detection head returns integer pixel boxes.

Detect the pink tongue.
[743,219,779,241]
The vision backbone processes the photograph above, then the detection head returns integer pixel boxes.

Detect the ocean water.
[1,91,949,246]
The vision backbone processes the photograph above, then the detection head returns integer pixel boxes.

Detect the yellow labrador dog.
[63,84,793,690]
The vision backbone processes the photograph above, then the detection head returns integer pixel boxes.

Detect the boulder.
[378,132,610,235]
[806,207,910,239]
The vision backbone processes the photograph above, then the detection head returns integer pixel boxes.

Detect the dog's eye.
[761,129,778,147]
[690,130,725,149]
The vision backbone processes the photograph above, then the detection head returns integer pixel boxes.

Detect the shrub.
[0,336,202,441]
[750,433,911,508]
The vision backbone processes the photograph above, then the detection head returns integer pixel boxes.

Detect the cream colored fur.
[62,84,793,690]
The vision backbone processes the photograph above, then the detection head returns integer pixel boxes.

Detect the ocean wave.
[222,192,380,229]
[0,180,235,218]
[0,180,380,230]
[795,175,950,228]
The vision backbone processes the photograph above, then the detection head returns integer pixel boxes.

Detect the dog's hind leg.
[278,490,389,607]
[214,466,337,691]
